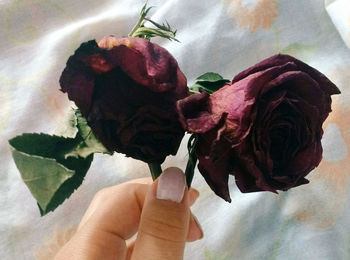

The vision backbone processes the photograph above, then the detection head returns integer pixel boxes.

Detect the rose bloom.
[177,54,340,201]
[60,36,188,163]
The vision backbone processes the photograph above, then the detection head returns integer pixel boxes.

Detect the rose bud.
[60,36,188,163]
[177,54,340,201]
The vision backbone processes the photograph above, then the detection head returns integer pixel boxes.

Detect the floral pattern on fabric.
[224,0,279,33]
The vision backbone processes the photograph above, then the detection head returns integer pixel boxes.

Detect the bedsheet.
[1,0,350,259]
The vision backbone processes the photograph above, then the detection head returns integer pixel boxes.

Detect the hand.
[55,167,203,260]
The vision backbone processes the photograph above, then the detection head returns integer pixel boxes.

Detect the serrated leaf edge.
[9,145,75,174]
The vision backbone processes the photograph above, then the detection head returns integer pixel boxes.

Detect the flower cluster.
[9,3,340,216]
[61,37,340,200]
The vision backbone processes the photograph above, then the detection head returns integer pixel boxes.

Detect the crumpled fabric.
[1,0,349,259]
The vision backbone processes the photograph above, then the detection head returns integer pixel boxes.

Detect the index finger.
[56,180,151,260]
[78,177,153,231]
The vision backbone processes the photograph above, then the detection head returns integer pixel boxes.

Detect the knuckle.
[140,207,188,242]
[93,183,140,202]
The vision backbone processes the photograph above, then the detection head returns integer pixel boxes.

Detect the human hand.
[55,167,203,260]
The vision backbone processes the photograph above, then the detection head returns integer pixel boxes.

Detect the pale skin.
[55,167,203,260]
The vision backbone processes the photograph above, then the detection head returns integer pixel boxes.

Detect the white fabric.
[1,0,350,259]
[326,0,350,48]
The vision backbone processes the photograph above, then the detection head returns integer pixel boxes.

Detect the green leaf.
[8,133,78,159]
[8,109,113,215]
[12,150,75,211]
[191,81,229,94]
[65,110,112,158]
[9,133,93,216]
[196,72,226,82]
[185,134,198,187]
[189,72,230,95]
[39,154,93,215]
[54,108,78,138]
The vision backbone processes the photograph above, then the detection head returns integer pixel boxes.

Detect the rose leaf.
[189,72,230,94]
[54,107,79,138]
[196,72,227,82]
[64,110,112,159]
[9,133,93,216]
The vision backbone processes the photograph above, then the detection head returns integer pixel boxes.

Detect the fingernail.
[156,167,186,203]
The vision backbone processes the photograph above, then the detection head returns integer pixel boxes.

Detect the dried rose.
[177,54,340,201]
[60,36,188,163]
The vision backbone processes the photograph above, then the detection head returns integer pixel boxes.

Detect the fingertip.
[187,213,204,242]
[188,189,200,206]
[133,167,190,260]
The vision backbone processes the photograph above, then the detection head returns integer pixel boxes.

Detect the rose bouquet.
[9,4,340,216]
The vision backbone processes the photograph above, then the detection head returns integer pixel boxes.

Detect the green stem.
[184,134,198,188]
[148,163,163,180]
[128,14,146,37]
[128,3,149,37]
[185,157,197,188]
[128,3,178,41]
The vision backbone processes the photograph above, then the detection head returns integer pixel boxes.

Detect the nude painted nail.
[156,168,186,203]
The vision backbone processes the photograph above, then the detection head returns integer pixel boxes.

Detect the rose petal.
[60,37,188,163]
[60,41,103,116]
[261,70,333,122]
[234,142,277,193]
[179,54,339,198]
[108,38,187,95]
[196,144,232,202]
[177,91,225,133]
[233,54,340,96]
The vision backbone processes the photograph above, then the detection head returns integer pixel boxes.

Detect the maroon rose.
[177,54,340,201]
[60,36,188,163]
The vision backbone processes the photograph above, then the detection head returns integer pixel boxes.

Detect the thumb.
[131,167,190,260]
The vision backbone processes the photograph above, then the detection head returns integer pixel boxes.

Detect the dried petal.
[60,37,188,163]
[177,54,340,200]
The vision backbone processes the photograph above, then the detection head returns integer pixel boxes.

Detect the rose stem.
[148,163,163,180]
[184,134,198,188]
[185,159,196,188]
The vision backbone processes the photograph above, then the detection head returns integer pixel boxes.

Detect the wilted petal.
[181,54,339,199]
[60,41,105,116]
[233,54,340,96]
[106,38,188,96]
[196,138,232,201]
[177,91,225,133]
[60,37,188,163]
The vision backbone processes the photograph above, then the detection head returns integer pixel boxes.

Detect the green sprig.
[129,3,179,42]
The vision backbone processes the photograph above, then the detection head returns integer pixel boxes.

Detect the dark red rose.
[60,36,188,163]
[177,54,340,201]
